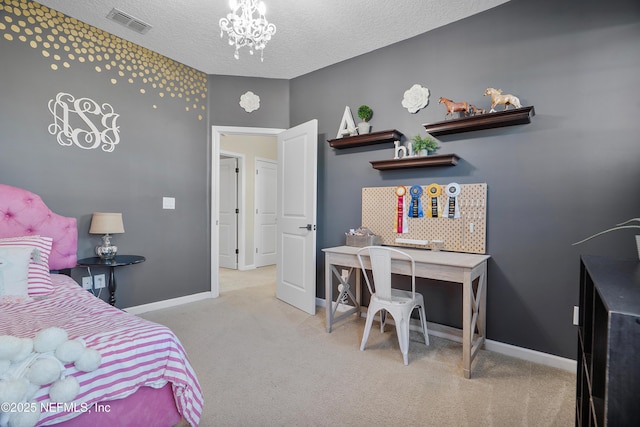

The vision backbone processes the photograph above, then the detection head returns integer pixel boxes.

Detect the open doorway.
[212,126,284,296]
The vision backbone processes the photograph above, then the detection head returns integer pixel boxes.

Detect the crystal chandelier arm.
[219,0,276,61]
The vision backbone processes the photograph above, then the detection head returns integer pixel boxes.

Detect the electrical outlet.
[573,306,580,326]
[341,269,349,281]
[82,276,92,290]
[94,274,106,289]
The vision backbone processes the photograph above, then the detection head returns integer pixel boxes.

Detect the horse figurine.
[438,97,470,118]
[483,88,522,112]
[469,104,486,115]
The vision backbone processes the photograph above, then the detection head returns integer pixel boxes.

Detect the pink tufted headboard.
[0,184,77,270]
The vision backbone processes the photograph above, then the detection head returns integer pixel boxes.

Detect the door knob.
[298,224,315,231]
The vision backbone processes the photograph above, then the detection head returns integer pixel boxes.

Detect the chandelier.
[219,0,276,61]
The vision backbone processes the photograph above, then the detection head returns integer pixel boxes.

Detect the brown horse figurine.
[483,88,522,112]
[438,97,470,117]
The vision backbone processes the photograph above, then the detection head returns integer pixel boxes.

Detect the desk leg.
[462,270,472,379]
[108,266,117,306]
[463,262,488,379]
[325,258,333,333]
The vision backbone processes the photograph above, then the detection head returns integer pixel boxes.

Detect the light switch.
[163,197,175,209]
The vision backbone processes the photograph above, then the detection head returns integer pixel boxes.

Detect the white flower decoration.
[401,84,430,114]
[239,91,260,113]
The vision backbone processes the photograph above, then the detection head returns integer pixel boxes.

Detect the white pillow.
[0,236,54,295]
[0,246,33,297]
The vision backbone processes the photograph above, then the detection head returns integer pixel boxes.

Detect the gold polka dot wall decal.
[153,105,157,109]
[2,0,206,119]
[111,78,117,84]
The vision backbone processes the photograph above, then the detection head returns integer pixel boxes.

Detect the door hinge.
[235,208,239,214]
[235,249,239,254]
[235,167,239,173]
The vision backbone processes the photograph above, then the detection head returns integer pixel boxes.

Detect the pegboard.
[361,183,487,254]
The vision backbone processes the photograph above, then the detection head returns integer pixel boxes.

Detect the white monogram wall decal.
[48,92,120,153]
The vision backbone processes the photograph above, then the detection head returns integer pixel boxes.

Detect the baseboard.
[484,339,576,372]
[239,264,255,271]
[124,292,214,315]
[316,298,577,373]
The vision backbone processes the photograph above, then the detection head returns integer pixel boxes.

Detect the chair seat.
[374,288,423,305]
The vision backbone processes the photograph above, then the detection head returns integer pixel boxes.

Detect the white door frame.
[212,126,285,298]
[219,151,245,270]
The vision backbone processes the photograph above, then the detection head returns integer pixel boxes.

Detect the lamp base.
[96,234,118,260]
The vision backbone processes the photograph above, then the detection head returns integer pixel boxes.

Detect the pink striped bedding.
[0,274,203,426]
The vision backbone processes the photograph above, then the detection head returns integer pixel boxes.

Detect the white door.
[276,119,318,315]
[219,157,238,269]
[255,158,277,267]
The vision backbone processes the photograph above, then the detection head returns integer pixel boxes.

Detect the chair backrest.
[357,246,415,301]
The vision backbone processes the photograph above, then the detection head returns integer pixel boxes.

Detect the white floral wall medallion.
[402,84,430,114]
[240,91,260,113]
[48,92,120,152]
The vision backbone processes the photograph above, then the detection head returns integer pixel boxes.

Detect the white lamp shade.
[89,212,124,234]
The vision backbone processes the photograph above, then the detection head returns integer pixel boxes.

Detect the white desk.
[323,245,490,379]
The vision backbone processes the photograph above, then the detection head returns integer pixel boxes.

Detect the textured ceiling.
[35,0,510,79]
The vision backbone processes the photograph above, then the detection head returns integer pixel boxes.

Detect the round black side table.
[77,255,145,306]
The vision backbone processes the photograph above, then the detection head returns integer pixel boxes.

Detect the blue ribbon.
[408,185,424,218]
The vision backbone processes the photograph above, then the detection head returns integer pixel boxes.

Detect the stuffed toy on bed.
[0,327,101,427]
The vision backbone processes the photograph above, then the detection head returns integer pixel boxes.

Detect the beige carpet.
[141,268,575,427]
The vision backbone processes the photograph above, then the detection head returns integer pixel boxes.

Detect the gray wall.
[0,5,210,307]
[208,75,289,129]
[290,0,640,358]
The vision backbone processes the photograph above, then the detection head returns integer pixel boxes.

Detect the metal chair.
[357,246,429,365]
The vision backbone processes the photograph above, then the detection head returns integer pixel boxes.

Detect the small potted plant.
[411,135,439,156]
[357,105,373,134]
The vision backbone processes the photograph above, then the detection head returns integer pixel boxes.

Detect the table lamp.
[89,212,124,260]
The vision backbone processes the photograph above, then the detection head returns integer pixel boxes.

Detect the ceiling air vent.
[106,8,152,35]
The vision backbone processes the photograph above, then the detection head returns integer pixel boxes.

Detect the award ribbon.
[426,183,442,218]
[445,183,461,219]
[395,186,406,233]
[408,185,424,218]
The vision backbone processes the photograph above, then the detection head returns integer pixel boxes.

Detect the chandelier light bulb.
[219,0,276,62]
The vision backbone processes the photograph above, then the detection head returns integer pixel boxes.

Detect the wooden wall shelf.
[370,153,460,170]
[327,129,403,149]
[422,106,535,136]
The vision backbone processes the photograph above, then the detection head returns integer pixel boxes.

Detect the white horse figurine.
[484,88,522,112]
